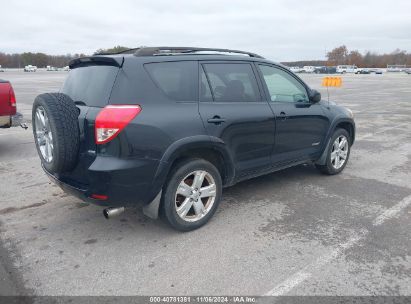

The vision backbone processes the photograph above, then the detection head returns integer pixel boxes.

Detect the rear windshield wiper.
[74,100,86,106]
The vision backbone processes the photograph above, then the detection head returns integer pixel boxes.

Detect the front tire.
[161,159,222,232]
[316,129,351,175]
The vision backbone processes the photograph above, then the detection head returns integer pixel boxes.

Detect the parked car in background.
[314,66,337,74]
[369,69,383,74]
[24,65,37,72]
[0,65,4,72]
[336,65,358,73]
[302,66,315,73]
[32,46,355,231]
[0,79,16,128]
[355,69,371,74]
[387,65,406,72]
[289,66,302,73]
[404,69,411,74]
[47,66,58,71]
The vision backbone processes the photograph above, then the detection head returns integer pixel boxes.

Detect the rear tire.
[32,93,80,173]
[316,128,351,175]
[161,158,222,232]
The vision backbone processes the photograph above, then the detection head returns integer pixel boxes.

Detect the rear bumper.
[43,167,95,203]
[42,156,162,207]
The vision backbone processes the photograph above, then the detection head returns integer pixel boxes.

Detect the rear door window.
[61,65,119,107]
[202,63,261,102]
[145,61,197,101]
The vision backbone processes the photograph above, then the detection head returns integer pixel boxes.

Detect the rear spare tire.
[32,93,80,173]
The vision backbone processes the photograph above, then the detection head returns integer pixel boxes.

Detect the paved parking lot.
[0,71,410,296]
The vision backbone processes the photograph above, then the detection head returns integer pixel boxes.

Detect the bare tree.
[327,45,348,65]
[347,50,363,67]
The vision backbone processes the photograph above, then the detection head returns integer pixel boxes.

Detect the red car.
[0,79,16,128]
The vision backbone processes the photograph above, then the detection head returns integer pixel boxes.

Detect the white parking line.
[266,272,311,296]
[264,194,411,296]
[264,233,365,296]
[373,195,411,226]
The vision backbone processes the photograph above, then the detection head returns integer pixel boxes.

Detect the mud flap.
[142,190,162,219]
[315,138,331,165]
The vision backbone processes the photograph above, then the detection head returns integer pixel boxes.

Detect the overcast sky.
[2,0,410,61]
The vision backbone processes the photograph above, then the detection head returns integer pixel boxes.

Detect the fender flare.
[331,117,355,143]
[156,135,235,185]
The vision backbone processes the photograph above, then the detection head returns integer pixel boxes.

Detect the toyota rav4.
[32,47,355,231]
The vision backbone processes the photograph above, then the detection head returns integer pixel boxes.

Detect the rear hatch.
[58,56,123,187]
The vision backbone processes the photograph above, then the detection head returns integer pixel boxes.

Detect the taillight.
[9,86,16,107]
[95,105,141,144]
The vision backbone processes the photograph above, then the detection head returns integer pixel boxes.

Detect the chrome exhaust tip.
[103,207,125,219]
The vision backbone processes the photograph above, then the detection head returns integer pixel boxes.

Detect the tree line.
[282,46,411,68]
[0,52,87,68]
[0,46,132,68]
[1,45,410,68]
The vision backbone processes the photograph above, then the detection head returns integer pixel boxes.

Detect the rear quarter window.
[61,65,119,107]
[145,61,197,101]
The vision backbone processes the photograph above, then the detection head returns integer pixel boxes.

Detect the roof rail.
[133,47,264,59]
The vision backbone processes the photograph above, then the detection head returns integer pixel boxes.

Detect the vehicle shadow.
[129,163,325,232]
[30,163,324,236]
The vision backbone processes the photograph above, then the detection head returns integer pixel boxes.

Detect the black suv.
[32,47,355,231]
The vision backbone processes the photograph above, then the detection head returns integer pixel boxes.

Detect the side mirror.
[309,89,321,103]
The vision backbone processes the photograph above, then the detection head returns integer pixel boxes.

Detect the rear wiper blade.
[74,100,86,106]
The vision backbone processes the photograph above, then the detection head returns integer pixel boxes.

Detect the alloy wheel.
[331,135,348,169]
[35,106,54,163]
[174,170,217,222]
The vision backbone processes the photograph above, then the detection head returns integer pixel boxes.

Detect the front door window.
[258,65,309,103]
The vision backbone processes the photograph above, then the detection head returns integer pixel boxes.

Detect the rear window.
[61,65,119,107]
[145,61,197,101]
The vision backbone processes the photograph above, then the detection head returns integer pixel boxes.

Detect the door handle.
[279,111,287,121]
[207,116,225,125]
